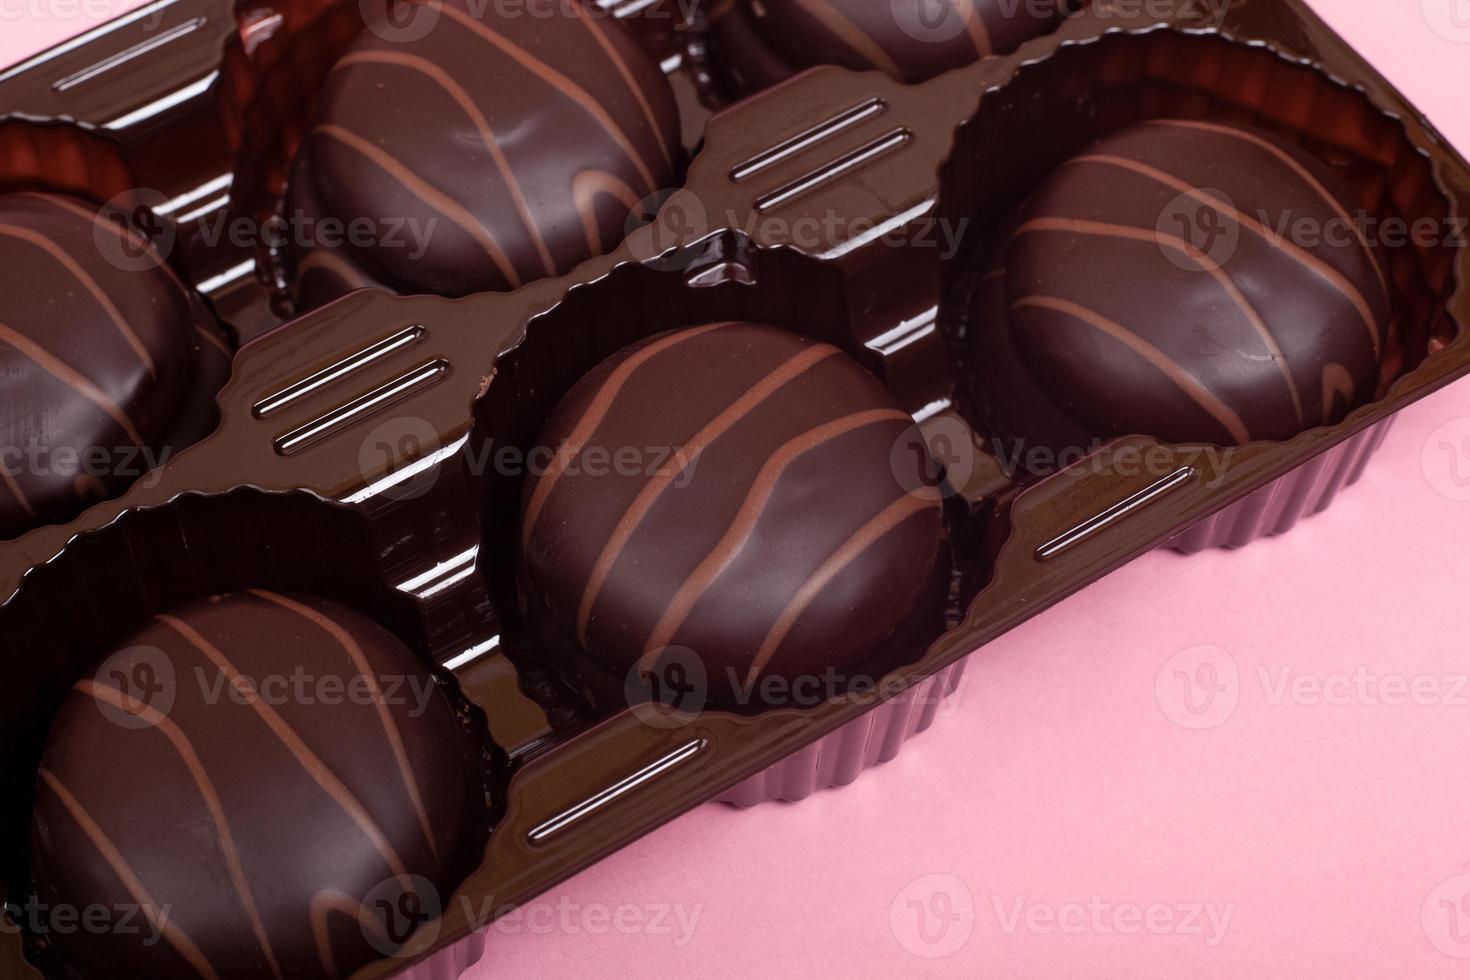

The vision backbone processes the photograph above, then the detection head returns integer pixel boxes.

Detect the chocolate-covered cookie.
[520,322,947,708]
[710,0,1067,88]
[30,591,488,980]
[0,192,230,539]
[286,0,683,308]
[970,119,1391,468]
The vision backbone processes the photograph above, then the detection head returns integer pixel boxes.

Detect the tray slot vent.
[254,325,426,419]
[272,358,449,456]
[731,97,888,183]
[527,738,709,844]
[755,129,912,213]
[1037,466,1198,560]
[53,16,208,92]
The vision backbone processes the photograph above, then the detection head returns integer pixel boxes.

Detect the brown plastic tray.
[0,0,1466,977]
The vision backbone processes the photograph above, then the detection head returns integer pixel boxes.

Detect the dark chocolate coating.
[286,0,683,308]
[520,322,945,707]
[31,591,487,980]
[970,119,1390,467]
[712,0,1066,86]
[0,192,230,539]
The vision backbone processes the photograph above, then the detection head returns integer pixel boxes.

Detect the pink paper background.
[5,1,1470,976]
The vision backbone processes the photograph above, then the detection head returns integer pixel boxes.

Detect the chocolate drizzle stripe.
[23,191,194,297]
[0,319,146,445]
[0,223,156,376]
[963,2,993,56]
[1069,153,1384,359]
[1015,216,1305,426]
[638,407,910,665]
[247,589,439,863]
[575,344,843,646]
[1147,119,1392,302]
[1011,295,1252,443]
[521,322,733,553]
[576,10,675,173]
[0,463,34,517]
[157,613,414,884]
[571,170,643,253]
[789,0,903,77]
[440,4,659,192]
[314,123,522,289]
[38,768,224,980]
[79,680,285,980]
[310,890,391,978]
[788,0,902,77]
[745,489,939,687]
[335,50,557,278]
